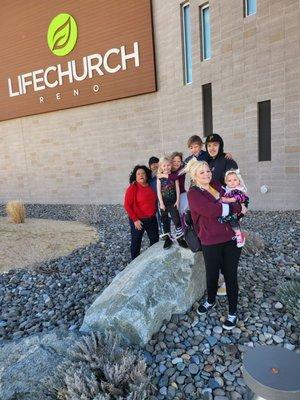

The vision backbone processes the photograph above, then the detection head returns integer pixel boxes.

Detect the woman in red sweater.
[124,165,159,260]
[185,159,247,330]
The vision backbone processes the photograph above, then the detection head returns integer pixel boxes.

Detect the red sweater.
[124,182,157,222]
[187,181,242,245]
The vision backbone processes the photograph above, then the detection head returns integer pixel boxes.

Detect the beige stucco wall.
[0,0,299,209]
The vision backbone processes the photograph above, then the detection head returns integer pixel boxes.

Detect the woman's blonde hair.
[181,158,210,183]
[158,156,172,174]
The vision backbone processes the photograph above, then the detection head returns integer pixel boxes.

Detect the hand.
[225,152,233,160]
[241,204,248,215]
[221,197,236,203]
[175,201,179,209]
[160,203,166,211]
[134,220,143,230]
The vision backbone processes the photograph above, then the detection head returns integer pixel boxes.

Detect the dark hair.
[148,156,159,167]
[129,165,152,184]
[171,151,183,161]
[205,133,224,156]
[187,135,203,148]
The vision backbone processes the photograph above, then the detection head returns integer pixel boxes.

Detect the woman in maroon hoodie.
[185,159,247,330]
[124,165,159,260]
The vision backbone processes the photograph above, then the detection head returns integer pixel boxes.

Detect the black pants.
[202,240,242,314]
[160,204,182,237]
[129,216,159,260]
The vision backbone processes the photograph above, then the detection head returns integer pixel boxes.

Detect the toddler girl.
[157,157,188,249]
[219,169,249,248]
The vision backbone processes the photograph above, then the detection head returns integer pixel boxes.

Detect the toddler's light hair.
[181,158,210,182]
[158,156,172,174]
[224,169,247,193]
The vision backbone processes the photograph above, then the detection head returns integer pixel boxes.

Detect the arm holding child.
[221,196,236,203]
[222,190,249,206]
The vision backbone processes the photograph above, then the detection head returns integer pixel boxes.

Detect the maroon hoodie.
[170,165,186,194]
[187,181,242,246]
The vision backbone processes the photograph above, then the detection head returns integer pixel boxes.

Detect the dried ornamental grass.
[6,200,26,223]
[55,331,154,400]
[277,280,300,321]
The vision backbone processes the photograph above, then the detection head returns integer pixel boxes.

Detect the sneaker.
[196,300,215,315]
[217,283,227,296]
[222,314,237,330]
[163,236,173,249]
[235,232,246,248]
[177,237,189,248]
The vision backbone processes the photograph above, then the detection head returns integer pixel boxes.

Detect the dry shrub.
[6,200,26,223]
[74,205,101,226]
[55,331,154,400]
[277,280,300,321]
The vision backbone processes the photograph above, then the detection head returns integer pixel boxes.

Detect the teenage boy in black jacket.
[205,133,238,185]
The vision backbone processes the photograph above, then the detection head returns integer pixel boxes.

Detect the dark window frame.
[202,83,213,137]
[258,100,271,162]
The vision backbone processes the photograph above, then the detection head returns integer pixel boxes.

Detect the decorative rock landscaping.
[81,242,206,345]
[0,205,299,400]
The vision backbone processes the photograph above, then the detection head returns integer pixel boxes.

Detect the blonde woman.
[184,159,247,330]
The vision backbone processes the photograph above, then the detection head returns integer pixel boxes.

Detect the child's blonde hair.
[158,156,172,174]
[182,158,210,182]
[224,169,247,192]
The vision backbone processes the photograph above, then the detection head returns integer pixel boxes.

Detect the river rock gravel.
[0,205,299,400]
[0,205,131,341]
[144,210,300,400]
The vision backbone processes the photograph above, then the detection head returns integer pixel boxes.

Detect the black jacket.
[205,134,238,185]
[209,155,238,185]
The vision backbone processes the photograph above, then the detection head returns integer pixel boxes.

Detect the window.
[258,100,271,161]
[202,83,213,136]
[244,0,256,17]
[200,4,211,60]
[181,3,192,84]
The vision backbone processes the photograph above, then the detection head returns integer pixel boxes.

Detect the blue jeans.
[129,216,159,260]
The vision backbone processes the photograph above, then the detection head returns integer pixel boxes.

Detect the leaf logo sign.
[47,13,78,56]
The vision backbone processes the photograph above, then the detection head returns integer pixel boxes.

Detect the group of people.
[124,133,249,330]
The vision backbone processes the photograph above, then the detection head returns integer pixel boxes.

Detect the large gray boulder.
[80,242,206,346]
[0,330,78,400]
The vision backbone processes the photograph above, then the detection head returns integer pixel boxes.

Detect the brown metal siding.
[0,0,156,121]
